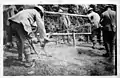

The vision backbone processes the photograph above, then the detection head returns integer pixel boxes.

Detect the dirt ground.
[3,41,116,76]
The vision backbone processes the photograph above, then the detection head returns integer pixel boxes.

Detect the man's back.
[88,11,100,28]
[102,9,116,25]
[9,9,38,24]
[9,9,42,34]
[101,9,116,31]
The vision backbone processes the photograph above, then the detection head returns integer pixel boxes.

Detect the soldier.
[8,5,52,67]
[59,7,71,44]
[87,8,101,49]
[4,5,18,47]
[100,5,116,60]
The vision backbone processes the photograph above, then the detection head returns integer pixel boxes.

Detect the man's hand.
[99,24,103,28]
[113,25,116,32]
[29,32,36,38]
[31,37,38,44]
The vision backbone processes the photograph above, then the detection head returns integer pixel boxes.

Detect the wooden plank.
[45,11,88,18]
[46,33,91,35]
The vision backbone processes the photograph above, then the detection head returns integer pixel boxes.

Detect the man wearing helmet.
[87,8,101,49]
[8,5,51,67]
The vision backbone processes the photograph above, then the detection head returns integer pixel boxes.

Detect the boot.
[24,60,35,68]
[41,37,56,48]
[44,37,56,42]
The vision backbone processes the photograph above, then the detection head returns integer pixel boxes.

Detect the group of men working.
[87,5,116,61]
[3,5,116,67]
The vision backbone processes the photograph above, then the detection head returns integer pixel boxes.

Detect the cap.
[58,8,63,12]
[88,8,93,11]
[105,5,112,9]
[34,5,44,13]
[52,4,59,8]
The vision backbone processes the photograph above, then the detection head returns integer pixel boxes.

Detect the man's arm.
[100,13,104,26]
[35,11,46,39]
[87,14,93,24]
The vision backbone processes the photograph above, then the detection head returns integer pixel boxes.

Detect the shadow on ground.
[3,43,116,76]
[4,56,24,67]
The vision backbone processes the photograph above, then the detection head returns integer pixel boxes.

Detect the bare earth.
[3,42,115,76]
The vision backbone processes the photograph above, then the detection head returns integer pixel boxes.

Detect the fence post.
[73,33,76,47]
[87,35,90,43]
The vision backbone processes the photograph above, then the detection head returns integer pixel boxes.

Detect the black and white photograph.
[1,0,120,76]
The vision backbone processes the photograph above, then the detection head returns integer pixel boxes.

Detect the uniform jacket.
[101,9,116,32]
[9,9,46,38]
[3,5,17,27]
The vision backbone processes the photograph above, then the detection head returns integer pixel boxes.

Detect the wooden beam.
[45,11,88,18]
[46,33,91,36]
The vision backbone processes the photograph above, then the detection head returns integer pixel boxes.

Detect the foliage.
[43,4,116,33]
[89,4,116,15]
[3,4,116,33]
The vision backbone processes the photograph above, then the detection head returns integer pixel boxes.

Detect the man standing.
[3,5,18,47]
[8,5,52,67]
[59,8,71,44]
[100,5,116,60]
[87,8,101,49]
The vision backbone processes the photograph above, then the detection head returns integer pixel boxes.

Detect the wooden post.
[73,33,76,47]
[87,35,90,43]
